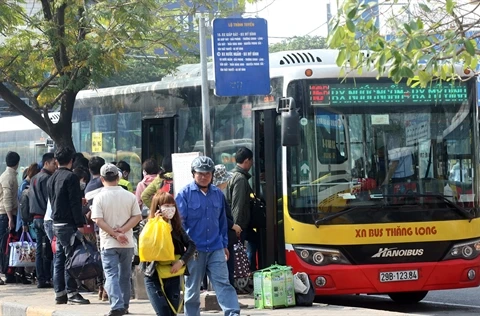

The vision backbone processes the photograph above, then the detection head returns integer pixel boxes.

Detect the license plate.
[379,270,418,282]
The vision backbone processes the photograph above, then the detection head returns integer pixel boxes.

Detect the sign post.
[199,16,212,158]
[212,18,270,96]
[172,152,201,197]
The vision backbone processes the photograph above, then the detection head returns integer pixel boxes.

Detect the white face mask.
[160,205,176,220]
[142,170,147,177]
[80,181,86,191]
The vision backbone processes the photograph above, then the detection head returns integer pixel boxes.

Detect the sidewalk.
[0,283,409,316]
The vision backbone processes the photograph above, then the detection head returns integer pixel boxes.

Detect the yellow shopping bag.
[139,217,175,262]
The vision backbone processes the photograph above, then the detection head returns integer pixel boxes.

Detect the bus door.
[141,117,177,167]
[253,109,285,268]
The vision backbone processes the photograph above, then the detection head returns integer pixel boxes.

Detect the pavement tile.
[0,283,409,316]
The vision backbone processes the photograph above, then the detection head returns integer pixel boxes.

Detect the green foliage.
[97,54,200,88]
[0,0,250,147]
[328,0,479,87]
[269,35,327,53]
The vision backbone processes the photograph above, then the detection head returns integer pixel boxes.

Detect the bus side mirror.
[278,97,300,147]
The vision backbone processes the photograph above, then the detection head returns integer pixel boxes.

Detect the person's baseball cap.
[100,163,119,177]
[213,164,233,186]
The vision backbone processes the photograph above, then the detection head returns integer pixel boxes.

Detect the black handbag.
[249,193,266,229]
[65,237,102,280]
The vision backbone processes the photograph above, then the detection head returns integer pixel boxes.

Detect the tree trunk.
[48,91,76,152]
[48,119,75,151]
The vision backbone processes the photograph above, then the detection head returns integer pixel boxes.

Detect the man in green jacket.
[226,147,258,272]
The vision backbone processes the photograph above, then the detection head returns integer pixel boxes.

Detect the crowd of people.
[0,146,259,316]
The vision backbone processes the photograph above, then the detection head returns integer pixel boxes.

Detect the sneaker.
[0,278,4,285]
[55,294,68,305]
[37,282,53,289]
[5,275,15,284]
[239,302,249,308]
[105,309,126,316]
[68,293,90,304]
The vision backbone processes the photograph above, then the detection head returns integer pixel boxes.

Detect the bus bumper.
[286,251,480,295]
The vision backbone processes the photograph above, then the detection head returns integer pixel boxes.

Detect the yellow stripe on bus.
[282,195,480,245]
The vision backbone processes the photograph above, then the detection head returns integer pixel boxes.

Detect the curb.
[0,302,57,316]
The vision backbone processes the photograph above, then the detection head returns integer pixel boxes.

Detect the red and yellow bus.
[271,49,480,303]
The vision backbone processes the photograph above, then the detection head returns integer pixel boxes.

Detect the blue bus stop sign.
[212,18,270,96]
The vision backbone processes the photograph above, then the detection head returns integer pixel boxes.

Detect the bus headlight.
[293,245,351,266]
[312,252,325,264]
[443,239,480,261]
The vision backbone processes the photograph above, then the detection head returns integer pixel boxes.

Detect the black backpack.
[19,187,32,224]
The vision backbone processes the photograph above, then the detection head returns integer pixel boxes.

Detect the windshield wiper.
[314,201,382,227]
[381,193,474,221]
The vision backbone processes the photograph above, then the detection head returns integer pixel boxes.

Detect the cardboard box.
[253,264,296,309]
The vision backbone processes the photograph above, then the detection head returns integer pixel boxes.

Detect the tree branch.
[40,0,53,21]
[34,70,59,99]
[0,83,48,133]
[56,3,70,71]
[46,89,67,109]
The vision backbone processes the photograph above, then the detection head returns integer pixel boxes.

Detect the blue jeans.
[0,214,8,243]
[184,249,240,316]
[44,220,54,242]
[144,272,181,316]
[0,214,8,274]
[227,243,235,286]
[33,218,52,283]
[53,224,79,298]
[101,247,134,311]
[240,230,258,272]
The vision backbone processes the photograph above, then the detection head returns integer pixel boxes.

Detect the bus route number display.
[309,83,467,106]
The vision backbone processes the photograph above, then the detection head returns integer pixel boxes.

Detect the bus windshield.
[287,79,478,225]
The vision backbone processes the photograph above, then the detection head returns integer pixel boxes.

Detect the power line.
[244,0,278,14]
[304,21,329,36]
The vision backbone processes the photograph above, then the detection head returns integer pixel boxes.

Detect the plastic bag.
[295,277,315,306]
[9,232,36,268]
[233,241,250,279]
[139,217,175,262]
[293,272,309,294]
[156,254,186,279]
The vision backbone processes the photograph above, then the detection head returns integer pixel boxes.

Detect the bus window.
[286,79,476,225]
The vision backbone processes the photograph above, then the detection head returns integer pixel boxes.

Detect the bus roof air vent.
[48,112,60,124]
[279,52,322,65]
[269,49,338,68]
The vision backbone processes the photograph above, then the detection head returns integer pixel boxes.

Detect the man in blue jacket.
[175,156,240,316]
[47,147,89,305]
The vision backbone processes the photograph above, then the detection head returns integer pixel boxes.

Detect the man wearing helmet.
[176,156,240,316]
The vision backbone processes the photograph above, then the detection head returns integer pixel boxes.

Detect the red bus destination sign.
[309,82,467,106]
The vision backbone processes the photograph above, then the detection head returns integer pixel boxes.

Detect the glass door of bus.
[142,117,177,167]
[253,109,285,268]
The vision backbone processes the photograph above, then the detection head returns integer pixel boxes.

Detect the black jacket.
[47,167,85,228]
[28,169,52,216]
[143,224,196,278]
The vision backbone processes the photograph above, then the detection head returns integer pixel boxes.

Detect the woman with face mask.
[142,192,196,316]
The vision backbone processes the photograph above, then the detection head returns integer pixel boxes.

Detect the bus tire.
[388,291,428,304]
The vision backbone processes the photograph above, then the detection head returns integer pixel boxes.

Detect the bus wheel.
[388,291,428,304]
